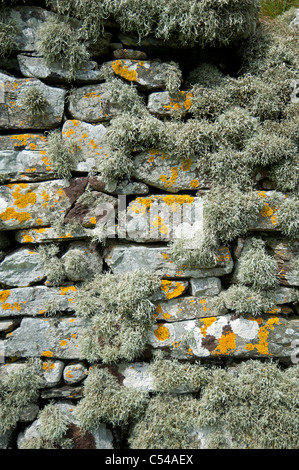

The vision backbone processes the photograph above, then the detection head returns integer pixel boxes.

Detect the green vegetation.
[0,359,43,437]
[260,0,299,18]
[0,15,16,59]
[45,129,78,180]
[74,271,161,363]
[75,367,148,431]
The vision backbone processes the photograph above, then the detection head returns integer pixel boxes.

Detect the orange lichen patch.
[165,167,179,189]
[60,340,68,347]
[149,149,160,156]
[187,348,193,356]
[162,195,194,208]
[70,120,79,126]
[111,60,138,82]
[245,317,281,355]
[66,370,73,378]
[58,233,72,239]
[8,183,37,209]
[0,207,32,224]
[148,156,155,164]
[217,248,231,263]
[200,317,217,337]
[36,218,43,225]
[162,312,172,320]
[89,217,97,225]
[43,362,55,371]
[172,341,181,349]
[183,93,193,110]
[162,252,169,260]
[29,143,37,150]
[84,92,101,99]
[2,302,22,312]
[0,290,11,303]
[260,203,274,218]
[61,286,76,295]
[156,304,163,315]
[258,191,267,198]
[214,330,237,356]
[154,324,170,342]
[160,280,186,299]
[41,351,53,358]
[190,179,200,189]
[69,318,75,323]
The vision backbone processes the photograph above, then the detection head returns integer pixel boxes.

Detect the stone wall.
[0,1,299,450]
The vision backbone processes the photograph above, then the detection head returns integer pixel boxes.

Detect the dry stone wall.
[0,0,299,450]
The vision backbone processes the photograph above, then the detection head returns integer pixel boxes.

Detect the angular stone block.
[148,90,193,116]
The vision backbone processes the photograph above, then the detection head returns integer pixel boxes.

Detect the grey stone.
[267,238,299,286]
[0,247,45,287]
[0,178,88,231]
[18,53,103,83]
[18,403,39,423]
[67,83,121,123]
[132,150,210,193]
[62,242,103,282]
[42,359,65,388]
[290,9,299,29]
[153,296,225,322]
[15,226,91,244]
[63,362,88,384]
[17,401,114,449]
[148,314,299,361]
[118,362,155,392]
[189,278,222,297]
[107,59,182,91]
[40,386,84,400]
[104,244,233,279]
[0,319,20,332]
[3,317,91,359]
[150,279,189,301]
[148,90,193,117]
[0,72,66,130]
[125,194,203,242]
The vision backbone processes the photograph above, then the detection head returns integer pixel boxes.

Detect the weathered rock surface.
[148,314,299,361]
[189,278,222,297]
[126,194,203,242]
[3,317,91,359]
[0,72,66,130]
[151,279,189,301]
[0,178,88,230]
[148,90,193,117]
[267,238,299,286]
[0,285,77,318]
[132,150,210,192]
[0,247,45,287]
[63,362,88,384]
[15,226,90,244]
[107,59,181,90]
[67,83,121,123]
[62,242,103,281]
[18,53,103,83]
[104,244,233,278]
[17,401,114,449]
[154,296,226,322]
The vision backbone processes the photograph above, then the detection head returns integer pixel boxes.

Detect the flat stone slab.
[0,285,77,318]
[0,178,88,230]
[0,72,66,130]
[14,226,91,244]
[3,317,90,359]
[126,194,203,242]
[0,133,54,182]
[153,296,226,322]
[104,244,233,278]
[147,90,193,116]
[189,278,222,297]
[148,314,299,361]
[267,238,299,286]
[67,83,121,123]
[151,279,189,301]
[0,247,45,287]
[107,59,181,90]
[18,53,103,83]
[132,150,210,193]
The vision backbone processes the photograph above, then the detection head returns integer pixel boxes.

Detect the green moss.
[74,270,161,363]
[75,367,148,431]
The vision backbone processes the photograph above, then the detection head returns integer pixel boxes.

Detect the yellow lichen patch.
[160,280,186,300]
[156,304,162,315]
[245,317,281,355]
[9,184,37,209]
[162,312,171,320]
[180,158,192,172]
[58,233,72,239]
[164,167,179,189]
[29,143,37,150]
[36,218,43,225]
[154,324,170,342]
[89,217,97,225]
[0,207,32,224]
[183,92,193,110]
[60,340,68,347]
[260,203,274,218]
[200,317,217,337]
[111,60,138,82]
[172,341,181,349]
[162,252,169,260]
[187,348,193,356]
[61,286,76,296]
[2,302,22,312]
[162,195,194,208]
[190,179,200,189]
[214,330,238,356]
[41,351,53,358]
[43,362,55,371]
[258,191,267,198]
[0,290,11,303]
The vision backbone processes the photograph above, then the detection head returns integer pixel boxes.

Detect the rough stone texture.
[62,242,103,282]
[0,247,45,287]
[0,72,66,130]
[0,178,88,230]
[153,296,226,322]
[125,194,203,242]
[151,280,189,301]
[108,59,181,90]
[249,191,280,231]
[63,362,88,384]
[189,278,222,297]
[148,90,193,117]
[267,238,299,286]
[148,314,299,361]
[67,83,121,123]
[18,53,103,83]
[42,360,65,388]
[17,401,114,449]
[132,150,210,192]
[15,226,90,244]
[290,8,299,28]
[3,317,90,360]
[105,244,233,278]
[0,133,54,183]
